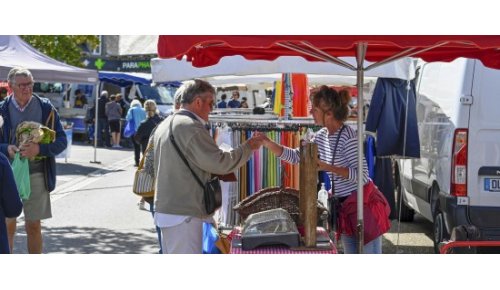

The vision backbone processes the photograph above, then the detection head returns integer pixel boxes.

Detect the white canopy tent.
[0,35,100,163]
[0,35,98,83]
[151,55,414,82]
[151,55,414,116]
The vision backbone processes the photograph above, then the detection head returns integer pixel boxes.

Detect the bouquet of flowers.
[16,121,55,160]
[16,121,55,145]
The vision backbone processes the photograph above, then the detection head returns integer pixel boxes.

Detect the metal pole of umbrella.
[90,80,101,164]
[356,43,367,253]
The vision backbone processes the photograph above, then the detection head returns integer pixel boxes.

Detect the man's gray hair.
[173,85,185,106]
[7,67,33,84]
[179,79,215,104]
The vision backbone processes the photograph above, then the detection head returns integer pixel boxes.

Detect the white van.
[127,83,177,117]
[395,58,500,252]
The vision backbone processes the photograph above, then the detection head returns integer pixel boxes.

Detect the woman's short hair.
[130,99,142,108]
[144,99,158,117]
[312,85,351,122]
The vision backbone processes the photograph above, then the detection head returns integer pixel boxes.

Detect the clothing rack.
[212,117,312,227]
[209,115,316,126]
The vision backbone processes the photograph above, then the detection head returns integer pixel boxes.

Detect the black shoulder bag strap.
[168,114,205,190]
[328,124,346,233]
[330,124,346,195]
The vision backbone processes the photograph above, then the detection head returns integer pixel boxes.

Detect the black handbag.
[203,176,222,215]
[169,114,222,215]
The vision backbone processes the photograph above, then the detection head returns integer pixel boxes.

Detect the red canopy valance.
[158,35,500,69]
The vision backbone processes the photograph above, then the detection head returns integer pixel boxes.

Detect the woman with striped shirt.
[255,86,382,254]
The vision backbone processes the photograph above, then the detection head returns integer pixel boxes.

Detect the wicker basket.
[233,187,328,224]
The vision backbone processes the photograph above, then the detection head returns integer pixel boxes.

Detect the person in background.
[84,102,96,144]
[134,100,164,246]
[115,93,128,119]
[139,88,183,250]
[134,100,162,211]
[153,79,265,254]
[217,93,227,108]
[126,99,146,167]
[73,89,88,108]
[0,87,8,102]
[239,96,249,108]
[134,100,162,155]
[254,85,383,254]
[227,91,241,108]
[105,94,123,149]
[0,67,67,254]
[97,90,111,147]
[0,116,23,254]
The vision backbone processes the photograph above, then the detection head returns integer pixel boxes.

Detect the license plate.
[484,178,500,192]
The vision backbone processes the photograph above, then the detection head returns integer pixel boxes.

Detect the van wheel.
[395,170,415,222]
[433,212,446,253]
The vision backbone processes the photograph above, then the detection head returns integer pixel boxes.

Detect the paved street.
[10,142,435,254]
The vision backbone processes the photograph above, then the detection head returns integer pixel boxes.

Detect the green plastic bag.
[12,152,31,200]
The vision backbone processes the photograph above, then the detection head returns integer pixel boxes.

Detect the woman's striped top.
[279,125,369,198]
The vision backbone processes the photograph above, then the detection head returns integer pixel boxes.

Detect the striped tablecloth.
[230,227,337,254]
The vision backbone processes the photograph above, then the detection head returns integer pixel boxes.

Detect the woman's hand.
[252,131,284,156]
[247,132,267,150]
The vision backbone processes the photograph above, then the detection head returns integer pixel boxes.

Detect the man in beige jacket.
[153,79,264,254]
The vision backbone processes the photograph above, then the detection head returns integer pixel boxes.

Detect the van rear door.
[468,60,500,227]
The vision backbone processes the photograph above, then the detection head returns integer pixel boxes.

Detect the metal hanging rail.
[208,115,316,125]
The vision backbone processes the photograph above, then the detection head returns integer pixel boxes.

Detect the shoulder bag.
[132,138,155,198]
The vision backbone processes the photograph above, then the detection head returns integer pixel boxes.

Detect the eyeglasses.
[16,82,33,89]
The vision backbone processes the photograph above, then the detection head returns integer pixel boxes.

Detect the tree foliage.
[20,35,99,67]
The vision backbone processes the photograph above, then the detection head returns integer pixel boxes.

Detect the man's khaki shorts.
[23,172,52,221]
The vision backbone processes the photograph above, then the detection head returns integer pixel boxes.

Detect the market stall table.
[229,227,337,254]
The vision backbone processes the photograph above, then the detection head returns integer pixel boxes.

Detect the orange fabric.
[291,74,309,117]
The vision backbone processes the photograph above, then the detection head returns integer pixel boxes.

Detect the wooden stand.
[299,141,318,247]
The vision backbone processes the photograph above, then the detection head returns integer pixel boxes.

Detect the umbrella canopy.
[0,35,98,83]
[156,35,500,252]
[158,35,500,70]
